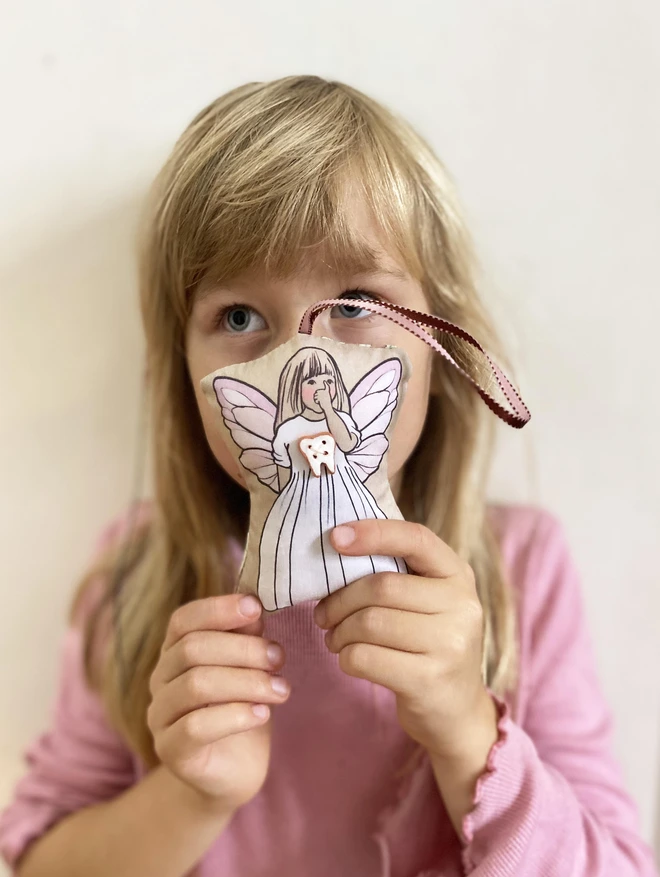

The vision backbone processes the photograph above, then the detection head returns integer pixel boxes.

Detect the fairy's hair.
[71,75,520,765]
[275,347,350,429]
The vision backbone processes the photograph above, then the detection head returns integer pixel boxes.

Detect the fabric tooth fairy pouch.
[200,299,530,612]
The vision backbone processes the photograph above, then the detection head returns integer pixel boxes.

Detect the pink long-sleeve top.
[1,503,657,876]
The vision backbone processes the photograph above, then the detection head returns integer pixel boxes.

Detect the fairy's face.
[186,187,434,493]
[301,372,337,413]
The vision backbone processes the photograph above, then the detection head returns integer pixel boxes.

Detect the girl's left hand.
[313,518,495,761]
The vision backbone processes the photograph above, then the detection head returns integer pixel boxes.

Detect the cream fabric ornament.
[201,299,530,612]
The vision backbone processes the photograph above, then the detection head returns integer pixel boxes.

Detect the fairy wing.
[347,358,403,482]
[212,377,278,491]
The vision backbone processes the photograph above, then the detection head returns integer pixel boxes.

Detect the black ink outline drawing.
[212,347,405,609]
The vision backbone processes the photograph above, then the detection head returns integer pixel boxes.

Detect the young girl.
[1,76,656,877]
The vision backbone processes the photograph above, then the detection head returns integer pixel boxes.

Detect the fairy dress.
[257,409,405,611]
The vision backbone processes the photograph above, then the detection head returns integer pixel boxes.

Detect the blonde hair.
[72,75,519,765]
[276,347,350,429]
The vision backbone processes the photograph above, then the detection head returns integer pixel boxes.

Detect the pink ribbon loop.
[299,299,530,429]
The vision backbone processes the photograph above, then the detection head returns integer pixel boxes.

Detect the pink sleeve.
[0,515,143,871]
[460,508,658,875]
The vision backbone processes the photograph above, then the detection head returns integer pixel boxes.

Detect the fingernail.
[239,595,261,617]
[252,704,270,719]
[314,602,327,627]
[266,643,283,665]
[271,676,290,696]
[333,525,355,548]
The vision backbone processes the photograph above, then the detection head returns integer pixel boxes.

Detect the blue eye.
[221,306,267,333]
[332,290,377,319]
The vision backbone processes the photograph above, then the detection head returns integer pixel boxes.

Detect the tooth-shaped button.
[298,433,336,477]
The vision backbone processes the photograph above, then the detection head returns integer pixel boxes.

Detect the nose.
[274,294,333,344]
[272,309,308,346]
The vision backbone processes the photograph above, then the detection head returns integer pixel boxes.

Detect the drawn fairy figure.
[212,346,406,610]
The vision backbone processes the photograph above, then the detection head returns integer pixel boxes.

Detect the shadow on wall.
[0,195,150,801]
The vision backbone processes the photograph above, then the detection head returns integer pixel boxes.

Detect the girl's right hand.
[147,594,289,814]
[313,379,334,412]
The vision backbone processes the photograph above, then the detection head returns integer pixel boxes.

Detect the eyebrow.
[357,267,409,282]
[193,266,409,304]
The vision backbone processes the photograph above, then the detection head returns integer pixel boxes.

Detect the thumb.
[238,617,265,637]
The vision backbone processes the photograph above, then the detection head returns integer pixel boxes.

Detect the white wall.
[1,0,658,871]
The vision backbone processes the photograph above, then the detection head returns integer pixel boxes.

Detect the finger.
[325,605,439,655]
[336,642,435,695]
[315,572,447,629]
[150,666,290,730]
[157,631,285,686]
[153,616,267,692]
[162,594,263,651]
[157,702,270,759]
[240,617,265,637]
[331,519,462,579]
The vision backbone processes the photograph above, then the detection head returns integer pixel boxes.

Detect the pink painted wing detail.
[347,358,402,481]
[347,434,389,481]
[212,378,278,490]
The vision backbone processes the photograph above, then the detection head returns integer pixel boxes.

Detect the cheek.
[386,347,433,479]
[187,346,249,488]
[301,384,315,406]
[196,395,248,486]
